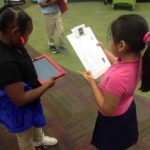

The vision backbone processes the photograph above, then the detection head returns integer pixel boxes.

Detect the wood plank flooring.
[0,45,150,150]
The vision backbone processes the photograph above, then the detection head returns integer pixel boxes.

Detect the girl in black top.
[0,4,57,150]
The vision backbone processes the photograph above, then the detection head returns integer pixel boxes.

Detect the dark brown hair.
[110,14,150,92]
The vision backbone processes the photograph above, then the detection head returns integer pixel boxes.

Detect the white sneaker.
[33,134,58,147]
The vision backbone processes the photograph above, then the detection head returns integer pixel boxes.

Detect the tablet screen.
[33,55,66,83]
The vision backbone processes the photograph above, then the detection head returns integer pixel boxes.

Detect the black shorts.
[91,100,139,150]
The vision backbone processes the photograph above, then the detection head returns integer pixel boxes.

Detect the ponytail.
[140,43,150,92]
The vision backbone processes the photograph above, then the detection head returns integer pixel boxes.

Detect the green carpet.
[0,1,150,97]
[25,2,150,97]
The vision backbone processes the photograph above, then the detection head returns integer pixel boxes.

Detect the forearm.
[103,48,117,64]
[5,81,54,107]
[21,82,51,106]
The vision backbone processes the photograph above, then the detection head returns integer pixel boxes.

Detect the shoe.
[33,134,58,147]
[58,46,67,53]
[50,46,58,54]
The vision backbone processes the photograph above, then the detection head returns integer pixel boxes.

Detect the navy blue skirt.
[91,101,139,150]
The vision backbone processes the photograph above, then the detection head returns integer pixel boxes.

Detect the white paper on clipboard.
[67,25,111,79]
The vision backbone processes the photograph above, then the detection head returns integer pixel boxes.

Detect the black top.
[0,41,41,89]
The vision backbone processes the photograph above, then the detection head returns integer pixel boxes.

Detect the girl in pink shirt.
[82,14,150,150]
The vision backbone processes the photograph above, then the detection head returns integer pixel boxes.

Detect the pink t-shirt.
[99,58,141,116]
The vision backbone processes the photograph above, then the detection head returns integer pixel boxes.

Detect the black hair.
[0,4,32,35]
[110,14,150,92]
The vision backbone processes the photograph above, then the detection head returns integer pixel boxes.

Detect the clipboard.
[67,24,111,79]
[33,55,66,84]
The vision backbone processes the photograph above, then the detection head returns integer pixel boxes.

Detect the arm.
[97,41,117,64]
[82,72,120,116]
[103,48,117,64]
[39,0,58,8]
[4,78,55,107]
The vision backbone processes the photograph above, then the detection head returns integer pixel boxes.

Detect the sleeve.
[0,62,22,88]
[104,75,126,97]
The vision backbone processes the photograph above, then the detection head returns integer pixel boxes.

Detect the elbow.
[103,112,114,117]
[101,108,115,117]
[11,98,26,107]
[99,104,116,116]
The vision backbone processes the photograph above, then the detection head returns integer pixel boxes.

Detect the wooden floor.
[0,45,150,150]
